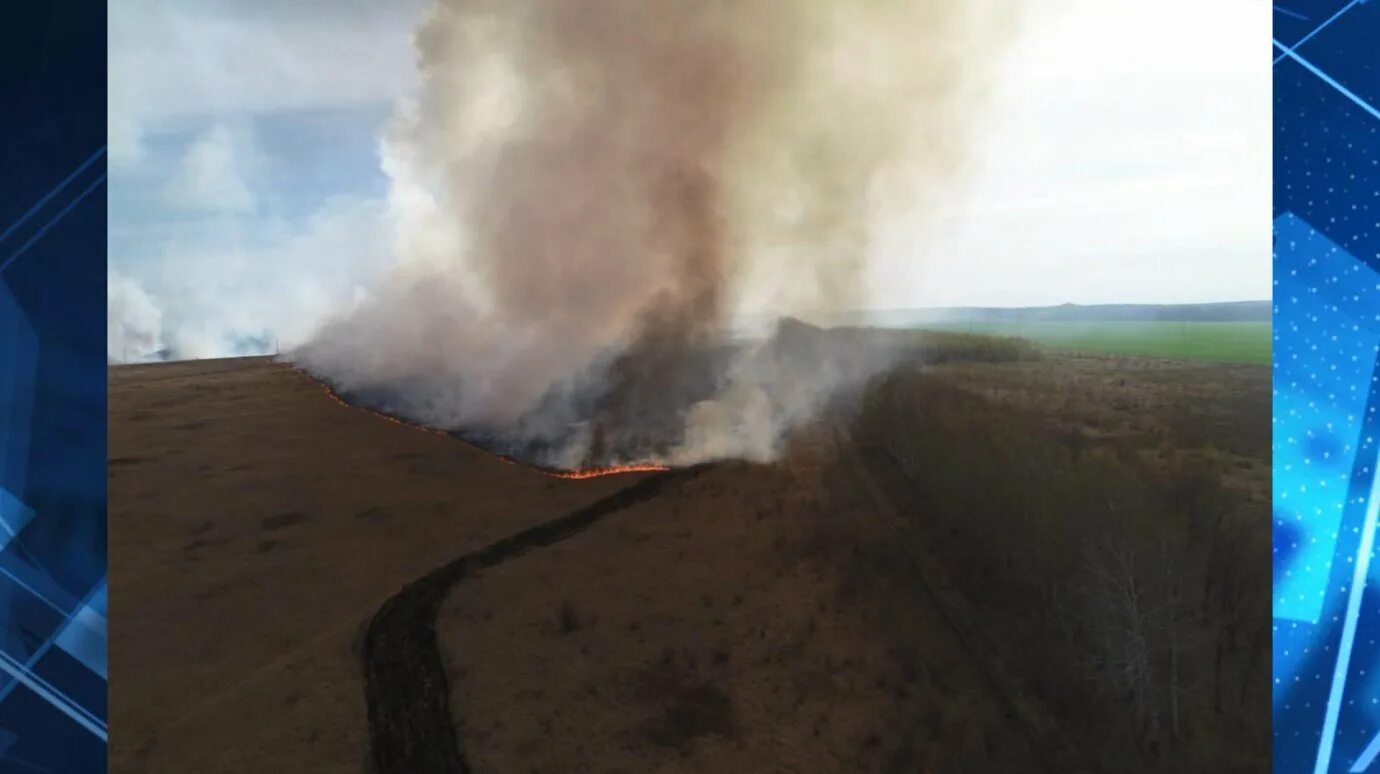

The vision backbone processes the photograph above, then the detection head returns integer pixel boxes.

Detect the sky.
[107,0,428,360]
[107,0,1270,361]
[868,0,1271,309]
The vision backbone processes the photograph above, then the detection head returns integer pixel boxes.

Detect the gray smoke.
[295,0,1019,468]
[108,269,165,363]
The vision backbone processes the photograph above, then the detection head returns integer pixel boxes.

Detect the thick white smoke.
[108,270,164,363]
[296,0,1019,468]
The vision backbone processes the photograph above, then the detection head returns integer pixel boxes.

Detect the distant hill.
[778,301,1272,329]
[941,301,1266,322]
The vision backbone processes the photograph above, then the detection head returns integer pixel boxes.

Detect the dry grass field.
[438,428,1038,773]
[109,338,1268,773]
[108,357,639,773]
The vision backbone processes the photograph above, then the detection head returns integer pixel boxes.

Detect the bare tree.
[1160,535,1184,742]
[1080,532,1159,740]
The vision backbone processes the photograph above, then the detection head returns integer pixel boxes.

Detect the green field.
[914,321,1271,365]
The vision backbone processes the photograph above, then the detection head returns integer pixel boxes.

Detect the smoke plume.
[295,0,1019,469]
[108,270,165,363]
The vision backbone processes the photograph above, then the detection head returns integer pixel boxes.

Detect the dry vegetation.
[439,430,1040,773]
[108,357,640,773]
[867,327,1041,365]
[854,351,1270,773]
[110,333,1267,774]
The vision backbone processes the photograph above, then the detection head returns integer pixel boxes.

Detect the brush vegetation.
[854,348,1269,773]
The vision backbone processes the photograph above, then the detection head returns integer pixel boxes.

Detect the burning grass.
[291,320,1038,476]
[292,361,669,479]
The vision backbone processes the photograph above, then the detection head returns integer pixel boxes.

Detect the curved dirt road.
[361,467,707,773]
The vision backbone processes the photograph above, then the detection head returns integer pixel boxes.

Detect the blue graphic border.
[0,3,108,772]
[1273,2,1380,772]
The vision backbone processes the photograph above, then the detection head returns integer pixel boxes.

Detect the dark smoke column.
[294,0,1020,468]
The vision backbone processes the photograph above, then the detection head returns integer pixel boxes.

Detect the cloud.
[109,2,425,148]
[108,112,148,169]
[866,0,1270,308]
[108,2,420,359]
[163,124,258,213]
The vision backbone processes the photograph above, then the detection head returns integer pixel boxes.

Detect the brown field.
[108,357,640,773]
[109,341,1269,773]
[439,428,1038,773]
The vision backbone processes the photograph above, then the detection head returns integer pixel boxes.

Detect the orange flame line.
[285,362,669,479]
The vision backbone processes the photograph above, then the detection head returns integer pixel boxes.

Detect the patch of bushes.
[855,370,1269,773]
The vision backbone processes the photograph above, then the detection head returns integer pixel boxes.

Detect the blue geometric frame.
[1273,2,1380,772]
[0,3,108,771]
